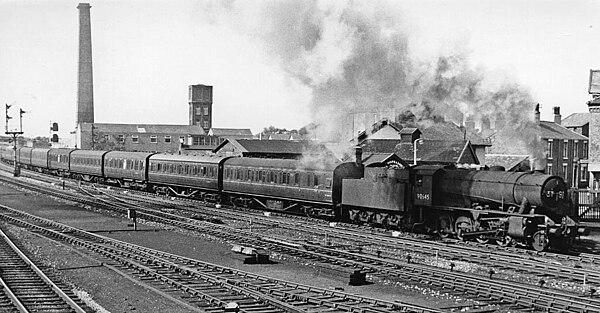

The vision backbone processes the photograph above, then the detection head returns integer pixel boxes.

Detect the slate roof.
[208,128,253,137]
[360,139,401,154]
[213,139,326,155]
[79,123,206,135]
[420,122,490,146]
[562,113,590,128]
[485,154,530,171]
[539,121,588,140]
[395,140,478,164]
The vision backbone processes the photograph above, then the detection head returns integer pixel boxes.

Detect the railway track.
[94,184,600,288]
[0,227,91,313]
[0,204,438,313]
[3,168,600,312]
[74,185,600,312]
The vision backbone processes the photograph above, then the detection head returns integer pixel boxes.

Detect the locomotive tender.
[0,145,585,251]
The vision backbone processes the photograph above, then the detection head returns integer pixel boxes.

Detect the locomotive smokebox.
[354,146,363,165]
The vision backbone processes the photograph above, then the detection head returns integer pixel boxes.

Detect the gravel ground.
[0,181,466,312]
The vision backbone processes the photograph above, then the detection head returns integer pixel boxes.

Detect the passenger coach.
[148,154,230,199]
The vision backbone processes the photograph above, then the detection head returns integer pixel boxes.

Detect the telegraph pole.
[5,104,24,177]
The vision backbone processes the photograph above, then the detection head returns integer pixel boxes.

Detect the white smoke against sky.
[208,0,540,156]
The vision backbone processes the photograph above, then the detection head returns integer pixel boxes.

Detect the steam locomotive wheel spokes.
[532,231,549,252]
[455,216,474,241]
[495,235,513,247]
[476,236,489,244]
[437,214,452,238]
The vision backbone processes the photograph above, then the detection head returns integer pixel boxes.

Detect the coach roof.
[150,153,231,164]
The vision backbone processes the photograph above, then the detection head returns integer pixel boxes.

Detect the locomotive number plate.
[416,193,431,201]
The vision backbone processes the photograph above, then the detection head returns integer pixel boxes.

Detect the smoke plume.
[213,0,542,159]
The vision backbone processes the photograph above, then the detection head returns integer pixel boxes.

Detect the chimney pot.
[553,106,561,125]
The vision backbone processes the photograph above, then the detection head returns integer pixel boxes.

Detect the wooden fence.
[575,189,600,221]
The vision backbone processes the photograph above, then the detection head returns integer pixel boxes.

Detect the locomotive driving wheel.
[532,231,549,252]
[437,214,453,238]
[495,235,513,247]
[455,216,474,241]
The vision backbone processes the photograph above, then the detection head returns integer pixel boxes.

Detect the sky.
[1,0,599,142]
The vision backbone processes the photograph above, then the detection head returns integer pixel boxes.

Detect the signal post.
[5,104,25,177]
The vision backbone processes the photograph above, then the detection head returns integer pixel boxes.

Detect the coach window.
[157,163,161,172]
[314,174,319,187]
[326,178,332,189]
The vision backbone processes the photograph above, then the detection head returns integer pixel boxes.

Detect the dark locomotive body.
[340,164,585,251]
[0,146,585,251]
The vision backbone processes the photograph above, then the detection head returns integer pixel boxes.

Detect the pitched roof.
[539,121,588,140]
[360,139,401,154]
[485,154,530,170]
[79,123,206,135]
[395,140,478,164]
[208,128,253,137]
[214,139,326,155]
[421,122,490,146]
[562,113,590,128]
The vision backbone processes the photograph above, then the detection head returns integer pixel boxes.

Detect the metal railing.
[575,189,600,221]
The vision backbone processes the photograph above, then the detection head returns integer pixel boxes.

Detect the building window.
[179,136,185,144]
[203,121,209,129]
[203,107,209,115]
[546,163,553,175]
[547,140,553,159]
[132,135,139,143]
[150,136,157,143]
[581,164,588,182]
[117,135,124,143]
[583,141,588,159]
[165,135,171,143]
[562,163,568,180]
[195,106,202,115]
[574,141,579,158]
[563,141,568,159]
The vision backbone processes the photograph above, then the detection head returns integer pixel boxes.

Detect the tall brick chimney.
[534,103,540,125]
[553,106,561,125]
[77,3,94,125]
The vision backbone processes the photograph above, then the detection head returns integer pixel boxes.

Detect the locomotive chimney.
[553,106,561,125]
[354,146,363,165]
[534,103,540,125]
[77,3,94,125]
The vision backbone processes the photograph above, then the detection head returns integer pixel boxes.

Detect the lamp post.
[413,138,423,166]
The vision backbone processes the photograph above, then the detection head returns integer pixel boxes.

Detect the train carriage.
[103,151,154,188]
[17,147,33,167]
[222,157,341,214]
[0,145,15,163]
[30,148,51,169]
[48,149,75,174]
[70,150,108,180]
[148,154,230,198]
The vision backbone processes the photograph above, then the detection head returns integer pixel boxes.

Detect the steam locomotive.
[0,146,586,251]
